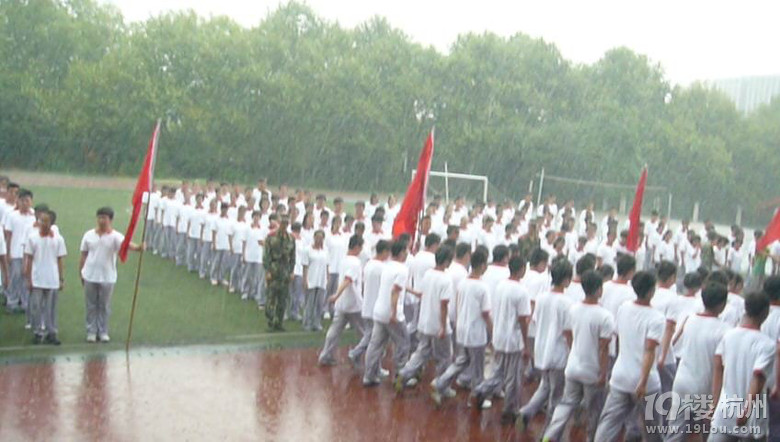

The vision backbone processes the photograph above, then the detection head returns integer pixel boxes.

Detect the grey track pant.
[242,262,265,302]
[349,318,374,362]
[30,288,58,336]
[398,332,452,382]
[198,241,212,278]
[175,232,187,265]
[318,311,364,364]
[186,237,199,272]
[84,281,115,336]
[474,351,524,416]
[228,253,243,291]
[543,378,605,442]
[6,258,26,311]
[302,286,325,330]
[520,368,566,427]
[594,389,663,442]
[210,249,230,283]
[363,321,410,384]
[325,273,338,316]
[433,345,486,394]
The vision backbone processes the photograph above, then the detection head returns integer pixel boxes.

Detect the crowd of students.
[4,174,780,439]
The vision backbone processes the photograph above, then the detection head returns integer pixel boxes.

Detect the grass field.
[0,186,342,363]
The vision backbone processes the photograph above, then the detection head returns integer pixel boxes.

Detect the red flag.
[626,166,647,252]
[119,120,160,262]
[756,208,780,252]
[392,129,435,242]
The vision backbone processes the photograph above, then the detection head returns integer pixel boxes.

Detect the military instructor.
[263,215,296,332]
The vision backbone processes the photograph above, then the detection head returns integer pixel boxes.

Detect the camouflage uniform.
[263,229,296,330]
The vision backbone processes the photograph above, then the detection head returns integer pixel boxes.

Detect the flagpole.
[125,119,161,353]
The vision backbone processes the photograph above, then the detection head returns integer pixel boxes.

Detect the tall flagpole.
[126,120,161,353]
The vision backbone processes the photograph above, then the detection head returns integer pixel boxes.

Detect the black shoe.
[32,335,42,345]
[45,334,61,346]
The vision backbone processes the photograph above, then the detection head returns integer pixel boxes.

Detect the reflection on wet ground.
[0,346,583,441]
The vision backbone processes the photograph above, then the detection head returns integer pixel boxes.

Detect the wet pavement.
[0,346,584,441]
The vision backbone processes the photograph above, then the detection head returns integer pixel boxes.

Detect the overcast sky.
[102,0,779,86]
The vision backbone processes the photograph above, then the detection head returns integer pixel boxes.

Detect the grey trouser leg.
[544,379,605,442]
[399,333,452,382]
[210,249,225,282]
[363,321,409,383]
[84,282,100,335]
[229,253,243,291]
[319,311,364,364]
[349,318,373,361]
[242,262,260,297]
[186,237,199,272]
[146,222,156,253]
[154,223,165,255]
[404,303,420,352]
[475,351,524,415]
[252,263,267,305]
[6,258,24,310]
[434,346,486,394]
[199,241,212,278]
[326,273,339,316]
[30,288,44,335]
[303,287,324,330]
[288,276,305,320]
[167,227,177,259]
[520,368,566,425]
[45,289,58,335]
[175,232,187,265]
[594,389,663,442]
[32,288,57,336]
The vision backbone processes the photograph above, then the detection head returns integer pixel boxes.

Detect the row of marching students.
[317,230,780,441]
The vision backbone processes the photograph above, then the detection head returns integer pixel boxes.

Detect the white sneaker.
[99,334,110,342]
[241,294,248,300]
[323,312,331,320]
[405,378,418,388]
[24,323,31,330]
[86,334,97,343]
[228,288,236,294]
[443,387,457,398]
[379,368,390,378]
[481,399,493,409]
[495,390,506,399]
[210,279,218,286]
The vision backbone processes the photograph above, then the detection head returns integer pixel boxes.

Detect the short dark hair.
[44,209,57,225]
[656,261,677,283]
[96,207,115,220]
[290,222,302,232]
[598,264,614,281]
[764,276,780,302]
[390,240,406,257]
[701,283,728,310]
[707,270,729,288]
[529,248,549,267]
[551,260,573,286]
[575,254,596,277]
[455,242,471,259]
[435,245,454,266]
[348,234,364,250]
[492,245,509,263]
[7,182,19,190]
[371,214,383,223]
[616,255,636,278]
[424,233,441,249]
[375,239,390,255]
[632,271,657,299]
[581,270,603,297]
[470,249,488,269]
[683,272,703,291]
[508,255,526,275]
[18,189,33,199]
[744,291,770,319]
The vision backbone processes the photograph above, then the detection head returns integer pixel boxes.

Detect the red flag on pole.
[119,120,161,262]
[626,166,647,252]
[756,208,780,252]
[392,128,435,242]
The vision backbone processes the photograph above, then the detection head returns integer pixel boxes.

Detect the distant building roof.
[706,75,780,114]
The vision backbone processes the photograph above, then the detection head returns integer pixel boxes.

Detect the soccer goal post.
[412,163,489,203]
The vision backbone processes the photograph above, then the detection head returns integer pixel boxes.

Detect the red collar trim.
[39,229,55,238]
[697,312,718,318]
[740,324,760,331]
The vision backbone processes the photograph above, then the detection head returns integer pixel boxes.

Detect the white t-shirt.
[293,238,305,276]
[187,207,207,239]
[373,259,409,324]
[650,286,677,317]
[409,250,436,305]
[144,191,160,221]
[609,302,665,394]
[213,216,234,251]
[666,294,705,359]
[711,327,775,438]
[720,293,746,328]
[162,198,180,227]
[672,314,731,396]
[302,246,329,289]
[600,281,636,356]
[4,210,35,259]
[564,282,586,304]
[761,305,780,390]
[80,229,124,284]
[446,262,469,322]
[362,259,386,319]
[565,302,615,384]
[532,291,574,370]
[325,232,348,275]
[482,264,510,309]
[491,279,532,353]
[244,225,267,264]
[654,241,675,263]
[177,204,192,234]
[25,230,67,289]
[417,269,454,336]
[596,241,617,268]
[455,277,491,347]
[202,212,218,242]
[231,220,249,254]
[684,246,702,273]
[522,268,552,338]
[335,255,362,313]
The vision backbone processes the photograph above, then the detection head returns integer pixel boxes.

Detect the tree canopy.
[0,0,777,225]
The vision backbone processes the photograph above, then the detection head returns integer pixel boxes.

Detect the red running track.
[0,346,586,441]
